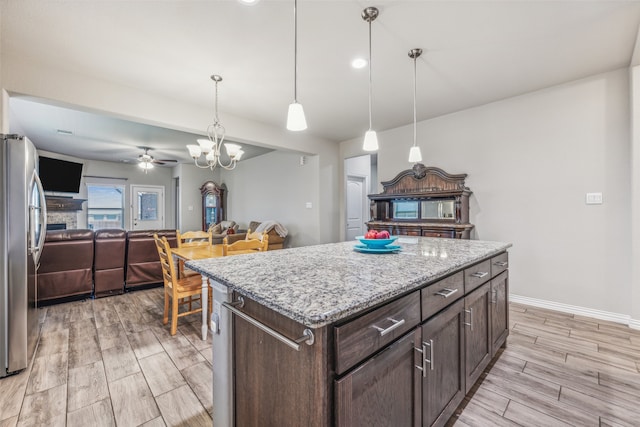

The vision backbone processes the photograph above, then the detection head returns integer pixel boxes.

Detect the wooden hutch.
[367,164,474,239]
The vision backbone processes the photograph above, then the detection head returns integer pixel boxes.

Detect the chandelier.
[187,75,244,170]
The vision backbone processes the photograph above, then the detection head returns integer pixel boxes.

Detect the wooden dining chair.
[222,233,269,256]
[176,229,213,277]
[154,233,211,335]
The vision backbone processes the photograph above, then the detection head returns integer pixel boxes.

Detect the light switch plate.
[305,202,312,209]
[585,192,603,205]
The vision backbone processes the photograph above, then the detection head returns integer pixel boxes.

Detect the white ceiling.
[3,0,640,163]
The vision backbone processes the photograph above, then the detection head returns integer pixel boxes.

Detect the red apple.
[365,230,377,239]
[377,230,390,239]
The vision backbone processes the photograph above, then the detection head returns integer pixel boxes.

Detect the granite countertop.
[187,237,511,328]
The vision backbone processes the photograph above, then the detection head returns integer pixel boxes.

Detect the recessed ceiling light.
[238,0,260,5]
[56,129,73,135]
[351,58,367,69]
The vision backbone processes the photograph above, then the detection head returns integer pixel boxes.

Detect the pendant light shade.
[287,0,307,131]
[408,146,422,162]
[362,7,379,152]
[408,48,423,163]
[287,102,307,131]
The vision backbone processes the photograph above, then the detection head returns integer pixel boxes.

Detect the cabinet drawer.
[464,259,491,293]
[334,291,420,375]
[421,271,464,320]
[422,230,455,238]
[491,252,508,277]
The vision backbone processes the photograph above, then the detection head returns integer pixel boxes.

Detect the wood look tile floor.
[0,287,212,427]
[449,303,640,427]
[2,292,640,426]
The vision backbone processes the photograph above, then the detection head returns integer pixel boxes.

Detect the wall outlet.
[305,202,312,209]
[585,192,603,205]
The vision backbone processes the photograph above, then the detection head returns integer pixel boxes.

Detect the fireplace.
[47,223,67,231]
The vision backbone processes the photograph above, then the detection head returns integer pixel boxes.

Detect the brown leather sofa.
[38,229,95,303]
[94,229,127,297]
[125,230,177,290]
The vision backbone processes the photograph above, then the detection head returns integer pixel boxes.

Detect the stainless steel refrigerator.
[1,134,47,378]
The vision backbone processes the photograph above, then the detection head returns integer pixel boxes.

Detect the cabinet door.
[464,282,491,393]
[421,299,465,427]
[335,329,422,427]
[490,271,509,356]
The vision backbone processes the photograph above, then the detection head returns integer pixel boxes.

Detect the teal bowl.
[355,235,399,248]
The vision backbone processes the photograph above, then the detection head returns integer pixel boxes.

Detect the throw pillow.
[210,223,222,234]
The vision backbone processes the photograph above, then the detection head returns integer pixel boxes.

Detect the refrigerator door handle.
[31,172,47,265]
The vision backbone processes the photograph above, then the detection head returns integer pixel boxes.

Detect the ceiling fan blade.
[156,159,178,163]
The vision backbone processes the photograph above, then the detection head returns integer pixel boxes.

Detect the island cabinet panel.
[335,328,422,427]
[490,270,509,356]
[421,299,466,427]
[464,282,492,393]
[334,291,421,375]
[233,295,331,427]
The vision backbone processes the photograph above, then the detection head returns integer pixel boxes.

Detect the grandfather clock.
[200,181,227,231]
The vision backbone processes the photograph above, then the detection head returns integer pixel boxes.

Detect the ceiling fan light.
[197,138,214,154]
[408,146,422,163]
[224,143,242,158]
[187,144,202,158]
[286,102,307,131]
[139,161,154,170]
[363,130,379,151]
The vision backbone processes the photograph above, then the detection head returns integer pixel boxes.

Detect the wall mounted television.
[38,156,84,193]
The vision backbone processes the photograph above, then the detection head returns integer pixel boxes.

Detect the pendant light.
[286,0,307,131]
[362,7,379,151]
[408,48,423,163]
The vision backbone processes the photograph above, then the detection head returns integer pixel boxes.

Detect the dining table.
[171,244,224,340]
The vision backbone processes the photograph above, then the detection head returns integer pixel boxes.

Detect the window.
[87,184,125,230]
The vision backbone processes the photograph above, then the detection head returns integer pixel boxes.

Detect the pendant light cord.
[214,79,220,125]
[368,16,373,130]
[293,0,298,103]
[413,56,417,147]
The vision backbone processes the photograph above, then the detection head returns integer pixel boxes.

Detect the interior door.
[131,185,165,230]
[346,175,367,241]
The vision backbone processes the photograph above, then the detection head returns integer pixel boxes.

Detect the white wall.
[37,150,176,229]
[342,68,632,317]
[222,150,321,248]
[172,163,221,232]
[630,66,640,328]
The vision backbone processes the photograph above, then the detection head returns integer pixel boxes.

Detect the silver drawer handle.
[435,288,458,298]
[414,343,427,377]
[223,298,314,351]
[464,308,473,331]
[372,317,405,337]
[493,261,508,267]
[425,339,434,371]
[471,271,489,279]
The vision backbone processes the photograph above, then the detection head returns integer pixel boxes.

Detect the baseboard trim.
[510,294,639,328]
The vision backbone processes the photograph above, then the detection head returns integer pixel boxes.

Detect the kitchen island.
[188,236,511,427]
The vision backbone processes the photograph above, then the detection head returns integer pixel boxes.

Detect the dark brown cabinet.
[231,251,509,427]
[464,282,492,393]
[367,164,474,239]
[420,298,466,427]
[335,329,422,427]
[490,271,509,356]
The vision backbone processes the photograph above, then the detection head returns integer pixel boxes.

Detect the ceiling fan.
[137,146,177,172]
